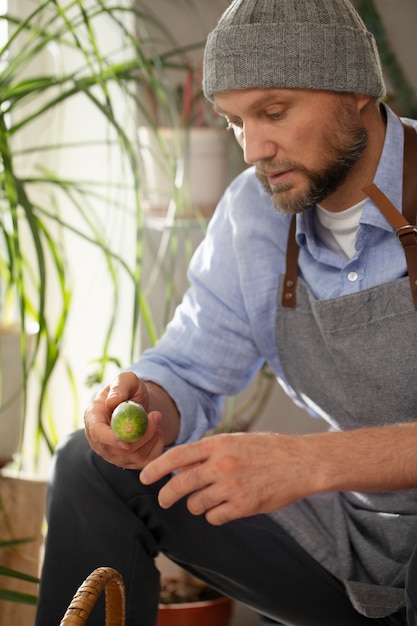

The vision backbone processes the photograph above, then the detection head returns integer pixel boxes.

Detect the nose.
[238,122,278,165]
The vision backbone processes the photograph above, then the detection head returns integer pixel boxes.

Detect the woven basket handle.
[59,567,126,626]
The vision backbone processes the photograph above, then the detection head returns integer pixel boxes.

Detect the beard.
[255,112,368,215]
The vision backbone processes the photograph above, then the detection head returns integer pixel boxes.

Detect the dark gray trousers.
[35,430,412,626]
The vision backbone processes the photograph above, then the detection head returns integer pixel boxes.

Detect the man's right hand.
[84,371,167,470]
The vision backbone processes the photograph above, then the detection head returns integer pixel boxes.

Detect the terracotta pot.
[157,594,233,626]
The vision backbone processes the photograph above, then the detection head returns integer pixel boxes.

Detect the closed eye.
[267,111,283,120]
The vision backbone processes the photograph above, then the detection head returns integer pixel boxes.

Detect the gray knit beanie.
[203,0,386,99]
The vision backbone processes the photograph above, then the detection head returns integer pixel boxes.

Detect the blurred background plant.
[0,540,38,606]
[0,0,210,475]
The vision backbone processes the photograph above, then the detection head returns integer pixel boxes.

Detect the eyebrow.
[213,91,289,116]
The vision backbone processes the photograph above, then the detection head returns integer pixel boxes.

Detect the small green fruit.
[111,400,148,442]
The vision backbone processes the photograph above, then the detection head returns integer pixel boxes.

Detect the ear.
[355,93,372,113]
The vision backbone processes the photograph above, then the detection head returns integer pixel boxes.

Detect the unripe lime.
[111,400,148,442]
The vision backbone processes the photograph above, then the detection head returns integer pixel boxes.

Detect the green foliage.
[0,538,39,606]
[0,0,208,605]
[0,0,204,465]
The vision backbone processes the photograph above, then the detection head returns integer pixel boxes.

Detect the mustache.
[255,160,303,178]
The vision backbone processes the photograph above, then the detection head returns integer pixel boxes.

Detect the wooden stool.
[59,567,125,626]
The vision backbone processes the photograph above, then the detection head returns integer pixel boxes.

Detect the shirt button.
[347,271,358,282]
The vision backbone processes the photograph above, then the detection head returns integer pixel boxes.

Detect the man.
[35,0,417,625]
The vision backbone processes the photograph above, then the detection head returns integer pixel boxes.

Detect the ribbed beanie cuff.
[203,0,386,100]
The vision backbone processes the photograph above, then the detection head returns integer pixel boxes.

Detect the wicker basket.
[59,566,125,626]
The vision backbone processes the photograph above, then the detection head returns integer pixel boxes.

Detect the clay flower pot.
[157,577,233,626]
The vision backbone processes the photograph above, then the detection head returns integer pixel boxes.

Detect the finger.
[140,441,208,485]
[136,430,165,460]
[87,420,165,470]
[93,384,111,404]
[84,397,113,444]
[110,432,165,469]
[125,414,164,456]
[186,483,224,516]
[106,372,142,410]
[88,408,160,454]
[156,462,213,509]
[204,501,239,526]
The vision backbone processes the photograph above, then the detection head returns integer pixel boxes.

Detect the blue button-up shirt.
[133,105,417,444]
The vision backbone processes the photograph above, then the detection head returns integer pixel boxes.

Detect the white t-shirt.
[314,200,366,259]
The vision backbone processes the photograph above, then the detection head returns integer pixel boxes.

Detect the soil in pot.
[158,577,233,626]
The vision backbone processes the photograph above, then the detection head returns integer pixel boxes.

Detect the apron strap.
[402,122,417,224]
[281,213,299,306]
[282,121,417,309]
[363,122,417,308]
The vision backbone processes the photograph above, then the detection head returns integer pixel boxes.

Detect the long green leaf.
[0,0,207,473]
[0,564,39,584]
[0,588,38,605]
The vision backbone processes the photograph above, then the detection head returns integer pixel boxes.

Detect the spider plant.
[0,0,205,472]
[0,485,40,608]
[0,0,220,612]
[0,539,38,606]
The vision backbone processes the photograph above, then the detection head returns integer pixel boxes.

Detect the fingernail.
[153,413,162,426]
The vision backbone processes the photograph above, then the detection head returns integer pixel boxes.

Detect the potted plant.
[0,1,210,622]
[0,0,210,473]
[158,572,233,626]
[0,540,38,607]
[137,61,237,224]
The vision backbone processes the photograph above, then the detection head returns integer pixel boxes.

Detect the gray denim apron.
[272,274,417,618]
[270,123,417,619]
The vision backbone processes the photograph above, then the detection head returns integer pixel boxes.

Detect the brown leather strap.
[282,121,417,309]
[402,122,417,224]
[282,214,299,306]
[363,122,417,308]
[362,184,410,231]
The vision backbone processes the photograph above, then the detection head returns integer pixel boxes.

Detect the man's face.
[213,88,369,214]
